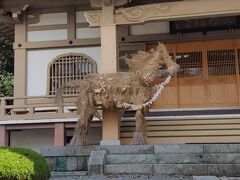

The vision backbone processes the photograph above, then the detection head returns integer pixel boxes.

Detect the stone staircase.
[41,144,240,179]
[96,144,240,176]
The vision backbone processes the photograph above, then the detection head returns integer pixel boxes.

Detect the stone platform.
[40,144,240,178]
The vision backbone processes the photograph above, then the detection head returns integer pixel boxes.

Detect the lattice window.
[176,51,203,78]
[48,53,97,95]
[207,49,235,76]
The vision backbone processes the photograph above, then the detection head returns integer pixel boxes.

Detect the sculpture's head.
[127,43,179,77]
[150,43,179,76]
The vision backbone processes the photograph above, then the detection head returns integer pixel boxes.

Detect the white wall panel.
[29,13,67,26]
[10,129,54,152]
[27,29,67,42]
[27,47,101,96]
[76,28,101,39]
[130,21,169,35]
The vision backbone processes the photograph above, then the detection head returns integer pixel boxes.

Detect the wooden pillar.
[14,12,27,102]
[54,123,65,147]
[101,25,117,73]
[100,1,120,145]
[0,125,9,147]
[101,110,121,144]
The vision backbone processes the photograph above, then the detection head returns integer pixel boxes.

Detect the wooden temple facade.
[1,0,240,150]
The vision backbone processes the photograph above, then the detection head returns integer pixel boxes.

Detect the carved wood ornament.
[115,3,175,23]
[85,0,240,27]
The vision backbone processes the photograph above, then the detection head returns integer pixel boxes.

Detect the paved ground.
[51,175,240,180]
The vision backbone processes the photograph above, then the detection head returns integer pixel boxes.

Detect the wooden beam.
[119,30,240,44]
[13,38,101,50]
[0,125,9,146]
[85,0,240,27]
[103,0,111,6]
[0,14,17,25]
[89,0,127,8]
[67,6,76,40]
[6,123,54,130]
[2,0,91,10]
[54,123,65,147]
[27,23,89,32]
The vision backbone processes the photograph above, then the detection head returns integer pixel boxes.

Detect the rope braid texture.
[56,43,179,145]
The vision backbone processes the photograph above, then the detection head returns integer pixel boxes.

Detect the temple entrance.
[148,39,240,109]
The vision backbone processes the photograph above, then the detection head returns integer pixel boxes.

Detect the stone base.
[100,140,121,145]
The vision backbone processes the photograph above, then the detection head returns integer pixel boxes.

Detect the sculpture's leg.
[70,118,88,145]
[70,113,93,146]
[132,109,146,145]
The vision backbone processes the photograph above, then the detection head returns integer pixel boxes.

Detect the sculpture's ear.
[157,43,168,56]
[148,48,156,54]
[126,58,134,69]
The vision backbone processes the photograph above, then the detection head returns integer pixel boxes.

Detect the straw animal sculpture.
[56,43,179,145]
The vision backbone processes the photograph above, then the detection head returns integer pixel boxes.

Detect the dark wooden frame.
[170,16,240,34]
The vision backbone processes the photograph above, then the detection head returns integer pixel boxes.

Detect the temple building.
[1,0,240,151]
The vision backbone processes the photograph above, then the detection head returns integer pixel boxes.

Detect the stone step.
[104,164,207,176]
[106,154,203,164]
[104,164,154,175]
[154,164,208,176]
[50,171,88,180]
[98,144,204,155]
[154,144,203,154]
[106,153,240,164]
[104,164,240,176]
[98,145,154,154]
[154,164,240,176]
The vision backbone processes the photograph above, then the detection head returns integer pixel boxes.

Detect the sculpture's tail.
[55,80,81,107]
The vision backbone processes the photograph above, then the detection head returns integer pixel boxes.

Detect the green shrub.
[0,147,50,180]
[0,39,14,97]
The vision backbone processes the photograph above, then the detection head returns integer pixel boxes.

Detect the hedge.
[0,147,50,180]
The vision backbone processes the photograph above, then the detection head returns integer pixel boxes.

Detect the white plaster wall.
[76,28,101,39]
[27,47,101,96]
[130,21,169,35]
[29,13,67,26]
[27,13,68,42]
[27,29,67,42]
[10,129,54,152]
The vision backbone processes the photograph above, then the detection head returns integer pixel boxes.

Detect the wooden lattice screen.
[207,49,236,76]
[237,49,240,72]
[47,53,97,95]
[176,51,203,78]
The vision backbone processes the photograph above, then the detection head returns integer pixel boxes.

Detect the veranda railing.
[0,95,79,120]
